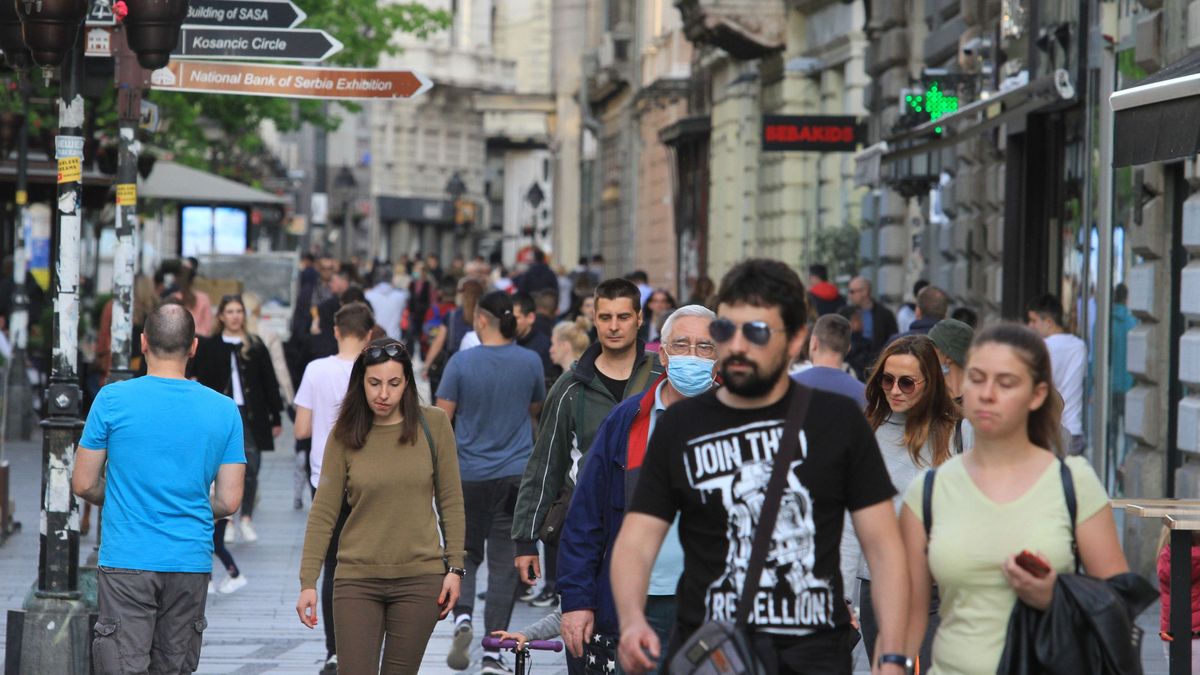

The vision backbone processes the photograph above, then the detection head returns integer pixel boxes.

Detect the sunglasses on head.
[708,318,785,346]
[363,342,407,361]
[880,373,924,394]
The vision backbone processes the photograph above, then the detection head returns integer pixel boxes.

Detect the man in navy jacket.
[557,305,716,673]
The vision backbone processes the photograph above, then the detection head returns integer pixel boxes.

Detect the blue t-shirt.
[80,376,245,572]
[862,309,875,341]
[793,366,868,409]
[436,342,546,481]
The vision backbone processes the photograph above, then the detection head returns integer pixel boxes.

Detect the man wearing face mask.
[556,305,718,673]
[928,318,975,454]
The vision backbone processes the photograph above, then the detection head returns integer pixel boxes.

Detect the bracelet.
[447,566,466,578]
[878,653,913,675]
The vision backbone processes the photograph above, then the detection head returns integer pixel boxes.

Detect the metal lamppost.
[7,0,91,670]
[0,0,36,442]
[107,27,150,385]
[444,172,466,258]
[333,165,356,261]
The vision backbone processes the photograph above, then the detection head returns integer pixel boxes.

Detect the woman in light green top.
[899,324,1130,675]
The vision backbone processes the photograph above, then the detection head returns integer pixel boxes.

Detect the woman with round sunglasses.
[899,325,1128,674]
[191,294,283,545]
[849,335,959,669]
[297,338,466,675]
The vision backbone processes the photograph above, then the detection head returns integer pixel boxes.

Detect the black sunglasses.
[363,343,407,362]
[709,318,785,346]
[879,374,924,394]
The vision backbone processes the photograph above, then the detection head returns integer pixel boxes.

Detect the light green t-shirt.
[901,454,1109,675]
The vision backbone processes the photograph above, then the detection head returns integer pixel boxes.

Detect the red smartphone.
[1015,550,1051,578]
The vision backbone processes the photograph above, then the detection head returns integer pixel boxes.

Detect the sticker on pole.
[116,184,137,205]
[57,157,82,184]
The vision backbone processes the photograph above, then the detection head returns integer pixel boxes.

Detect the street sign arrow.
[172,27,343,62]
[185,0,307,30]
[150,60,434,101]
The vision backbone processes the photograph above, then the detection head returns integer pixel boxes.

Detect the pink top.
[173,289,214,337]
[1158,542,1200,636]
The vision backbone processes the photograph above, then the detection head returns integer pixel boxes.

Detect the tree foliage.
[146,1,450,179]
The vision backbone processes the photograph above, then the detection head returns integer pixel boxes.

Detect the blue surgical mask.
[667,354,716,397]
[941,362,952,377]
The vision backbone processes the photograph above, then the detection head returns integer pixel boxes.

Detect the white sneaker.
[217,574,248,594]
[207,581,215,594]
[239,519,258,543]
[223,522,235,544]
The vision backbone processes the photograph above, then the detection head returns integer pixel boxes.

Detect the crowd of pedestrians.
[67,249,1163,675]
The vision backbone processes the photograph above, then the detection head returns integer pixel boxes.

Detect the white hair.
[661,304,717,343]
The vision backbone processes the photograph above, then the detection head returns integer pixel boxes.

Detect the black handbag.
[668,385,812,675]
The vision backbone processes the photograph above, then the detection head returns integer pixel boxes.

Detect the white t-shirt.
[364,282,408,341]
[458,331,480,351]
[294,355,356,488]
[222,335,245,406]
[1045,332,1088,436]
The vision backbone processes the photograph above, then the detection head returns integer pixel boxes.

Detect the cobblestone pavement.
[0,421,1171,674]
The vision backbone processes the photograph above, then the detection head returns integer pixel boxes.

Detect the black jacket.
[191,335,284,451]
[998,572,1157,675]
[866,303,899,353]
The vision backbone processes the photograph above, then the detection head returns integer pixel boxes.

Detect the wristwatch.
[878,653,914,675]
[447,566,466,578]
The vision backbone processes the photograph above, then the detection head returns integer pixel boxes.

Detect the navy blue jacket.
[556,391,646,636]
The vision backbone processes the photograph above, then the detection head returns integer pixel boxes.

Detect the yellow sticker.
[116,184,137,206]
[57,157,81,184]
[15,190,26,206]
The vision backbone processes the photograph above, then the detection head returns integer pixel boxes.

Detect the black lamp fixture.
[445,171,467,201]
[16,0,87,68]
[0,0,33,70]
[526,182,544,209]
[122,0,189,70]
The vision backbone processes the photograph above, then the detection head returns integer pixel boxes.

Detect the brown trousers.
[333,575,445,675]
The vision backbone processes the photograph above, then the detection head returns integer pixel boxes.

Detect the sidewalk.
[0,426,567,674]
[0,426,1174,674]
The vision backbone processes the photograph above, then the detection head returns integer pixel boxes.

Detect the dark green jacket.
[511,340,663,556]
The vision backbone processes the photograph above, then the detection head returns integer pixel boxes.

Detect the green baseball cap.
[928,319,974,367]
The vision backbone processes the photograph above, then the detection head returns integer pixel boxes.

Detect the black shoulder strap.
[1059,458,1080,573]
[954,418,964,455]
[419,413,448,556]
[922,469,937,540]
[736,384,813,628]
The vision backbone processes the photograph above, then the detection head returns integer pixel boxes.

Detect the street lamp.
[445,171,466,201]
[121,0,189,70]
[16,0,87,68]
[0,0,33,70]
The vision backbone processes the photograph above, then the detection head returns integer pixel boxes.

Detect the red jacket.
[1158,543,1200,635]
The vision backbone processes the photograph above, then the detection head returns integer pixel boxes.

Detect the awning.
[377,195,453,224]
[1110,49,1200,167]
[139,160,290,205]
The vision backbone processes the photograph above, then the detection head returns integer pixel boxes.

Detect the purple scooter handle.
[482,637,564,652]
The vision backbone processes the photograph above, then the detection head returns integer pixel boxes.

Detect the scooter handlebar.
[481,637,564,652]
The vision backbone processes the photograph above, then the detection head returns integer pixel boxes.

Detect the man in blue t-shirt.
[794,313,868,409]
[73,303,245,674]
[436,291,546,673]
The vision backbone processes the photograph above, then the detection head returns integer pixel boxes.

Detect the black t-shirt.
[629,384,895,638]
[594,369,628,402]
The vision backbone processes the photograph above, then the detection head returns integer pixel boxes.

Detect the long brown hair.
[865,335,959,467]
[213,294,261,360]
[969,323,1064,456]
[331,337,421,449]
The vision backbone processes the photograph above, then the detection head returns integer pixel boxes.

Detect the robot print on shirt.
[683,418,834,636]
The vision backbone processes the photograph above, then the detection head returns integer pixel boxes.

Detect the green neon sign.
[904,82,960,134]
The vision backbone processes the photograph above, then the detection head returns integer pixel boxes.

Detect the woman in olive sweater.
[297,338,466,675]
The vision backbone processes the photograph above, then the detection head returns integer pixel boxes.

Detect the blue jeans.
[644,595,676,673]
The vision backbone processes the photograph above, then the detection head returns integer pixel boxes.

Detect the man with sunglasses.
[512,279,665,611]
[557,304,718,673]
[610,259,911,675]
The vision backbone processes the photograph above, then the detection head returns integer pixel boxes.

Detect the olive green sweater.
[300,406,465,589]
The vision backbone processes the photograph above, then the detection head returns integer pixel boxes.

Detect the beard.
[719,353,788,398]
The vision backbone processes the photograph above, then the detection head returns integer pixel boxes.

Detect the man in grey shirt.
[793,314,867,409]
